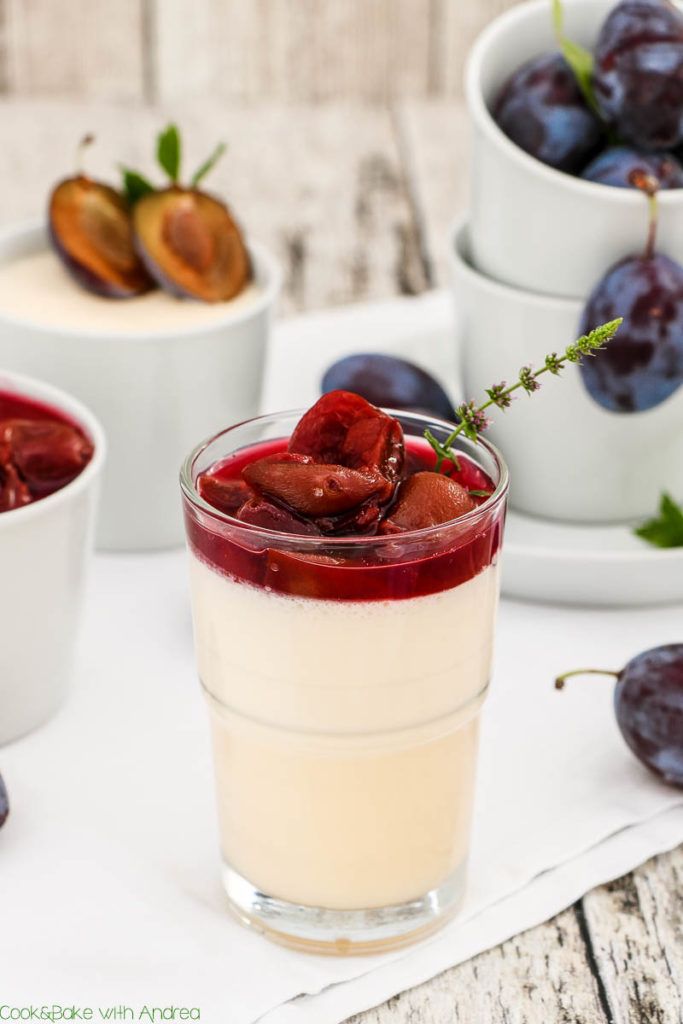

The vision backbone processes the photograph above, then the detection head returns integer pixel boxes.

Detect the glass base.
[222,861,467,955]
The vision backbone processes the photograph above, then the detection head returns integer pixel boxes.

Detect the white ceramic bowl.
[0,369,105,745]
[451,220,683,523]
[0,223,281,551]
[467,0,683,298]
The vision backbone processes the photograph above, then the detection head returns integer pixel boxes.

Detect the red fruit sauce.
[185,437,505,602]
[0,390,94,512]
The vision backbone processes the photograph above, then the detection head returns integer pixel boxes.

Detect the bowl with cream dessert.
[182,392,508,953]
[0,369,104,745]
[0,127,280,551]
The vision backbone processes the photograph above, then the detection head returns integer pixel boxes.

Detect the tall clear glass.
[180,409,508,954]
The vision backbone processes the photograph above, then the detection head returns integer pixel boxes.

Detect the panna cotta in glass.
[180,392,508,953]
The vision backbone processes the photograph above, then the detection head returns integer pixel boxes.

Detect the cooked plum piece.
[237,496,321,535]
[198,475,251,516]
[0,462,31,512]
[289,391,404,485]
[322,354,457,421]
[0,419,94,497]
[243,452,391,517]
[133,188,251,302]
[381,473,476,533]
[49,176,153,298]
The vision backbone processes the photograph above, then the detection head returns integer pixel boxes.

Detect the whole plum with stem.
[579,175,683,412]
[493,52,603,173]
[556,644,683,787]
[582,146,683,189]
[593,0,683,150]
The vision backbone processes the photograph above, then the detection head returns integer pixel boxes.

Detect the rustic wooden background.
[0,0,521,103]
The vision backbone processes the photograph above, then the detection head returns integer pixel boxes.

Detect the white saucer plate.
[503,510,683,607]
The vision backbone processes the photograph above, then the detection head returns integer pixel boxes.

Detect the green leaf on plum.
[634,492,683,548]
[157,123,181,182]
[121,167,154,205]
[191,142,227,187]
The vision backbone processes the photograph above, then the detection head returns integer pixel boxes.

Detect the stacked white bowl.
[454,0,683,523]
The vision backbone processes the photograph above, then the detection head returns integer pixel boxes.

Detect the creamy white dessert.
[0,250,261,332]
[189,554,500,910]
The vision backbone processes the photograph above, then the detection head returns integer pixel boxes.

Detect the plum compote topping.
[0,392,93,512]
[195,391,493,541]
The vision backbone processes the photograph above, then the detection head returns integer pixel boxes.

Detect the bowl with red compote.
[180,390,508,954]
[0,369,105,745]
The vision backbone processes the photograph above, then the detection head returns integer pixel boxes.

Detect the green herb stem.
[425,319,623,471]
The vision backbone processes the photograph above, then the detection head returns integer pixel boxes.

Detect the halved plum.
[133,187,251,302]
[381,472,475,533]
[289,391,404,485]
[0,419,93,498]
[49,176,153,298]
[243,452,391,518]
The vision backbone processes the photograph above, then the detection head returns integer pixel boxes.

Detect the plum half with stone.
[130,125,251,303]
[49,136,153,299]
[579,174,683,412]
[556,644,683,787]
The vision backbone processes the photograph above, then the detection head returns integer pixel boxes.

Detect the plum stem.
[76,133,95,176]
[629,171,660,259]
[555,668,620,690]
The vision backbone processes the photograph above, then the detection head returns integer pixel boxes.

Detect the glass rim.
[179,406,509,549]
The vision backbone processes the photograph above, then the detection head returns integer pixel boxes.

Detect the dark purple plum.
[582,146,683,189]
[493,52,603,173]
[557,644,683,787]
[594,0,683,150]
[321,354,457,421]
[0,772,8,828]
[580,185,683,412]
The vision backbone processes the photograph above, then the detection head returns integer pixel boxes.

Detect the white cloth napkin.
[1,292,682,1024]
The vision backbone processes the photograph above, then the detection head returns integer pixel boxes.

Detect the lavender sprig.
[425,319,622,471]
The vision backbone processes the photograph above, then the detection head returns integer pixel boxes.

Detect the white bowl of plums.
[0,369,104,746]
[0,126,281,552]
[468,0,683,298]
[457,0,683,534]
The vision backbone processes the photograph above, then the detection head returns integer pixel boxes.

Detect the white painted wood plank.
[151,0,434,104]
[4,0,145,101]
[347,906,610,1024]
[396,99,470,287]
[582,846,683,1024]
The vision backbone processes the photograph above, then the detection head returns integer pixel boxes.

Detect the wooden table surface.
[2,97,680,1024]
